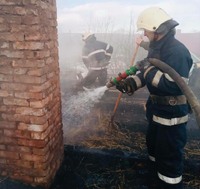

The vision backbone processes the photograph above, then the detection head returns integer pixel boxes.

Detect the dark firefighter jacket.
[82,38,113,70]
[130,30,193,125]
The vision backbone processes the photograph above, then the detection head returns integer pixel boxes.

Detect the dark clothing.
[80,37,113,88]
[80,69,107,87]
[129,31,193,188]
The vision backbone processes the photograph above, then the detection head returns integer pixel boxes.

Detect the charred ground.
[1,66,200,189]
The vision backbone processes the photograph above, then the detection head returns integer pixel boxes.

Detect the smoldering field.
[58,32,200,146]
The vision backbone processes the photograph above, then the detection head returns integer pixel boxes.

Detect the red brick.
[14,74,47,84]
[0,121,16,129]
[0,105,16,113]
[33,161,48,170]
[7,145,31,153]
[0,150,19,159]
[0,17,4,23]
[16,107,46,116]
[27,68,44,76]
[7,159,33,169]
[14,68,28,75]
[0,42,9,49]
[0,0,18,5]
[0,66,13,74]
[17,138,48,148]
[15,91,43,100]
[0,33,24,42]
[30,124,49,134]
[30,115,47,125]
[13,41,44,50]
[0,74,13,82]
[0,49,24,58]
[22,16,39,25]
[0,159,7,164]
[25,33,42,41]
[29,80,51,92]
[0,24,10,32]
[0,136,18,145]
[11,175,34,184]
[0,145,6,150]
[31,124,52,140]
[3,97,29,106]
[32,145,49,156]
[15,130,31,139]
[1,83,28,91]
[12,59,45,68]
[20,153,48,163]
[2,113,30,123]
[32,50,50,58]
[13,6,26,15]
[0,90,13,97]
[30,94,52,108]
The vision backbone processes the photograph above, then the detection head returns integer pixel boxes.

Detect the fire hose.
[149,58,200,129]
[106,58,200,129]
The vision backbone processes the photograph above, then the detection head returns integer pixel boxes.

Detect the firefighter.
[115,7,193,189]
[77,32,113,89]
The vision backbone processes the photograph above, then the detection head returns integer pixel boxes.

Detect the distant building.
[176,29,200,58]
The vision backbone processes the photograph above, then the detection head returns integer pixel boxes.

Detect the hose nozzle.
[106,66,138,89]
[106,79,115,88]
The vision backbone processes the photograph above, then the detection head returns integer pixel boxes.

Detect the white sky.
[56,0,200,33]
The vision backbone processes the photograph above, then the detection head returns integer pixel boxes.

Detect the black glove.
[116,77,136,95]
[135,58,150,71]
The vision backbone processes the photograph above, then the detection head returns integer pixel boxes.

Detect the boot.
[147,160,160,189]
[159,179,183,189]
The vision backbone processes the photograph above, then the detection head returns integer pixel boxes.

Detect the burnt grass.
[1,70,200,189]
[51,146,200,189]
[50,127,200,189]
[49,88,200,189]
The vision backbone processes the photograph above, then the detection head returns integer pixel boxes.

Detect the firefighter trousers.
[146,121,187,189]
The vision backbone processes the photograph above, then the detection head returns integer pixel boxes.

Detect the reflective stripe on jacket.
[82,39,113,69]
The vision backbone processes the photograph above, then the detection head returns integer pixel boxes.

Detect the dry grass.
[80,116,200,188]
[80,115,146,154]
[63,113,200,188]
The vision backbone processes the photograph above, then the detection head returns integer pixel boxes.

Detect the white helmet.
[137,7,172,32]
[82,32,94,41]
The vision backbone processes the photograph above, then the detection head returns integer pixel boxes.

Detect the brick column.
[0,0,63,187]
